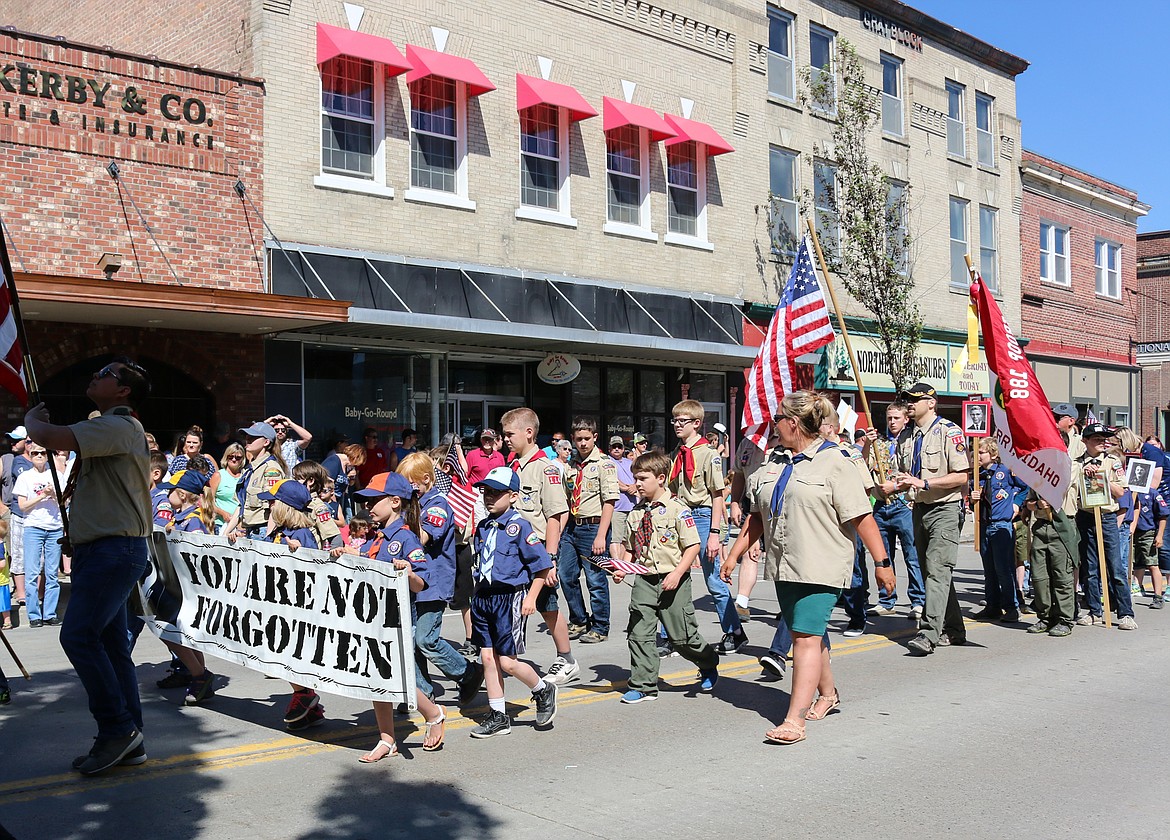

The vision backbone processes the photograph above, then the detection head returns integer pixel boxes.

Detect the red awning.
[663,114,734,155]
[602,97,676,142]
[316,23,411,75]
[516,74,597,122]
[405,45,496,97]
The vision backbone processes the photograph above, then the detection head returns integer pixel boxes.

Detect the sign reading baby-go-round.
[536,353,581,385]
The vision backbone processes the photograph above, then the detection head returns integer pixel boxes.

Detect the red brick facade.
[1137,231,1170,438]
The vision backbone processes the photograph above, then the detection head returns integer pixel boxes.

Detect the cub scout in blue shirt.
[468,467,558,740]
[969,441,1027,621]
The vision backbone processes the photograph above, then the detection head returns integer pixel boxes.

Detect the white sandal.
[423,710,446,752]
[358,739,399,763]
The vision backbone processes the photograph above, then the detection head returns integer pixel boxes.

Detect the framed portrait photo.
[961,399,992,438]
[1080,467,1111,509]
[1125,458,1157,494]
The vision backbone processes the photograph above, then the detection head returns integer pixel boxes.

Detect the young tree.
[790,38,923,394]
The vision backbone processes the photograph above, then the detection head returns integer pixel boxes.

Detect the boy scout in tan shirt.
[615,451,719,702]
[893,383,970,655]
[500,407,579,683]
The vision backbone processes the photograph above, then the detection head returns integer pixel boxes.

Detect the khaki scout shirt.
[622,492,700,575]
[1065,430,1087,461]
[896,416,970,504]
[307,496,341,546]
[514,449,568,541]
[68,408,151,545]
[243,451,287,527]
[747,439,874,588]
[1072,451,1125,514]
[566,446,619,518]
[734,438,766,485]
[670,439,725,507]
[838,442,875,493]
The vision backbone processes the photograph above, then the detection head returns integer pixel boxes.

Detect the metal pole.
[430,353,441,446]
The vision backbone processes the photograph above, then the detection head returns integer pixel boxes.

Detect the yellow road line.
[2,623,942,802]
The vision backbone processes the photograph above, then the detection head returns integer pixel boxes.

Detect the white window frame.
[949,196,969,288]
[813,160,840,257]
[979,205,999,293]
[314,56,394,199]
[975,92,995,166]
[946,80,966,159]
[880,53,903,137]
[664,142,712,251]
[515,104,576,228]
[808,24,837,115]
[404,77,475,211]
[767,7,795,102]
[1095,238,1122,299]
[886,180,909,276]
[603,125,655,242]
[769,146,799,257]
[1039,221,1071,287]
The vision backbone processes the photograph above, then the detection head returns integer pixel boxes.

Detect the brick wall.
[1137,231,1170,343]
[0,31,265,291]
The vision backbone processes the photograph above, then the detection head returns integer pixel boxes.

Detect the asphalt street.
[2,541,1167,840]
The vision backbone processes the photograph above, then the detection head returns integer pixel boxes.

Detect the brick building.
[1019,150,1148,430]
[1137,231,1170,438]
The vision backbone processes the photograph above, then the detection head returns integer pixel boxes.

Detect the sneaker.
[1163,589,1170,604]
[456,640,480,659]
[906,634,934,656]
[842,621,866,638]
[657,640,678,659]
[715,629,748,654]
[938,633,966,647]
[1019,601,1036,615]
[1075,614,1099,626]
[971,608,1003,621]
[532,682,558,726]
[698,669,719,691]
[29,619,43,628]
[621,689,657,704]
[46,617,62,626]
[578,630,607,644]
[567,623,588,641]
[867,605,896,617]
[759,653,786,679]
[74,741,149,770]
[0,687,9,705]
[184,671,216,706]
[1131,581,1142,595]
[1047,622,1073,637]
[156,670,192,689]
[1153,598,1166,610]
[1026,621,1051,634]
[74,730,143,776]
[999,609,1020,623]
[1118,615,1138,630]
[470,710,512,739]
[908,605,923,623]
[458,661,485,704]
[287,704,326,731]
[544,657,580,686]
[283,689,320,724]
[735,603,751,620]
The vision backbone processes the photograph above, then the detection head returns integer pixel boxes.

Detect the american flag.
[442,440,477,530]
[590,554,651,576]
[0,224,28,405]
[740,236,834,447]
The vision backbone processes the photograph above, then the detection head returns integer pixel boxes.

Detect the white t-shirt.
[13,465,68,530]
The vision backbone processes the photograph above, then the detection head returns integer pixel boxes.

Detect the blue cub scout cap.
[258,479,313,511]
[476,466,519,492]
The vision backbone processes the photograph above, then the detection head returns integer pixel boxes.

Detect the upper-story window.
[886,180,908,275]
[320,56,378,179]
[979,205,999,293]
[809,25,836,114]
[606,125,648,230]
[519,103,562,211]
[975,93,995,166]
[666,142,702,239]
[769,146,799,256]
[1039,222,1070,286]
[767,8,795,102]
[409,76,463,196]
[946,80,965,158]
[949,196,969,287]
[1095,239,1121,299]
[813,160,839,256]
[880,54,903,136]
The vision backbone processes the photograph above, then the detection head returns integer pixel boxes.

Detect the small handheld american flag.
[590,554,651,576]
[442,440,477,530]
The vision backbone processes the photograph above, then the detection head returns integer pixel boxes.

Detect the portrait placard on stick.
[962,399,992,438]
[1126,458,1156,494]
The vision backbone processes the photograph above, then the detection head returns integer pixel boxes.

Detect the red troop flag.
[0,229,28,406]
[740,236,834,448]
[970,274,1071,507]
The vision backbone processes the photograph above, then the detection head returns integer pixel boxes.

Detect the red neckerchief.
[670,438,708,484]
[515,448,548,472]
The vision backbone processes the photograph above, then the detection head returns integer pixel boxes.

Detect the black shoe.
[1047,623,1073,637]
[184,671,216,705]
[657,639,677,659]
[1026,621,1051,634]
[29,619,43,628]
[46,617,62,626]
[532,681,558,727]
[74,730,144,776]
[156,670,193,689]
[842,620,866,638]
[456,640,480,659]
[906,633,934,656]
[0,687,9,705]
[72,741,147,770]
[715,629,748,654]
[971,608,1002,621]
[1019,600,1035,615]
[470,710,512,739]
[458,661,485,705]
[1152,598,1165,610]
[999,609,1020,623]
[759,653,786,679]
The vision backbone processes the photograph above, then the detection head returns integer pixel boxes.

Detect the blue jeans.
[413,600,468,698]
[980,520,1018,611]
[59,537,149,738]
[874,500,925,608]
[689,507,741,635]
[24,525,63,622]
[841,537,868,624]
[1076,511,1134,619]
[558,521,611,635]
[767,583,831,656]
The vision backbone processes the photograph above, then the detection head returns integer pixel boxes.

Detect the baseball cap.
[239,421,276,442]
[476,466,520,492]
[1052,403,1078,420]
[903,382,937,400]
[355,472,415,499]
[6,425,27,441]
[258,478,313,511]
[479,428,498,440]
[633,432,647,444]
[1081,422,1113,440]
[609,435,625,447]
[713,422,728,435]
[164,469,208,495]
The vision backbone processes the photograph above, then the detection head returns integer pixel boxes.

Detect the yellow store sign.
[820,335,989,397]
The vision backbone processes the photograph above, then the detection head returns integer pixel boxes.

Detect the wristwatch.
[874,558,893,568]
[922,479,931,491]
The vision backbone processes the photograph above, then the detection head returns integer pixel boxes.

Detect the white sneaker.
[1117,615,1138,631]
[544,657,581,685]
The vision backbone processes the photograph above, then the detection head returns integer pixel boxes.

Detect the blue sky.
[911,0,1169,231]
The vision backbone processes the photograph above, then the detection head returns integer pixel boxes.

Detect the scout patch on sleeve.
[505,522,521,537]
[388,540,403,555]
[544,467,562,485]
[948,429,966,451]
[317,508,332,522]
[678,510,695,529]
[526,531,541,545]
[424,506,448,528]
[409,548,426,563]
[156,502,173,522]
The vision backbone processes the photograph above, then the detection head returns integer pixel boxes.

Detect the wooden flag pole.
[972,436,982,553]
[1093,506,1113,628]
[805,220,872,424]
[0,628,31,680]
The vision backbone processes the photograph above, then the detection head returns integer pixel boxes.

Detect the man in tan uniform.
[894,383,971,656]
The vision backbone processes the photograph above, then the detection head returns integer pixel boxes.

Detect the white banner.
[141,530,416,704]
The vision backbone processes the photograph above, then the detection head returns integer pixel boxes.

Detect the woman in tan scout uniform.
[224,421,288,539]
[727,391,893,745]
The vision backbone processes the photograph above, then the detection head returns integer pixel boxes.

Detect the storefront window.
[608,368,634,412]
[640,370,666,414]
[302,346,416,455]
[688,372,726,403]
[572,366,602,413]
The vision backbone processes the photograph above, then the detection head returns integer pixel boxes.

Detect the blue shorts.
[471,588,528,657]
[535,580,559,614]
[0,583,9,613]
